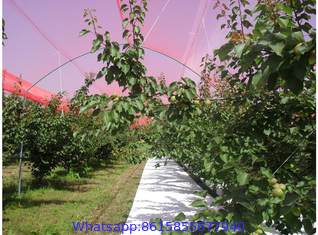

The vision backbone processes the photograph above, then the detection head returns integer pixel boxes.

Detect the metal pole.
[18,141,23,196]
[17,92,28,196]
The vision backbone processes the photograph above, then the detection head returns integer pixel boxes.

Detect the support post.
[18,141,23,196]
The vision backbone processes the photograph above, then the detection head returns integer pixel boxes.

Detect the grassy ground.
[2,158,146,235]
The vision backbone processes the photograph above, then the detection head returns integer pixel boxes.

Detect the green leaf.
[281,97,289,104]
[241,51,259,72]
[238,202,254,211]
[129,12,135,20]
[110,47,118,56]
[120,4,127,10]
[249,185,259,193]
[253,29,266,40]
[222,160,239,170]
[128,76,137,85]
[122,102,129,111]
[237,171,250,185]
[122,19,129,29]
[193,190,208,198]
[102,111,112,123]
[182,77,196,88]
[290,216,302,232]
[234,43,245,58]
[296,181,305,187]
[303,219,314,234]
[122,29,129,39]
[280,205,293,215]
[293,63,307,81]
[242,20,253,28]
[128,106,136,115]
[96,67,107,79]
[218,42,234,61]
[268,72,279,90]
[204,161,213,172]
[92,109,100,117]
[140,94,146,102]
[111,110,119,121]
[104,31,111,41]
[116,103,123,113]
[262,227,272,232]
[268,41,285,56]
[79,29,90,37]
[135,100,144,110]
[220,154,228,163]
[269,197,284,204]
[173,213,186,222]
[184,89,194,101]
[284,31,306,50]
[190,199,208,208]
[283,192,300,206]
[91,38,102,53]
[73,131,79,138]
[290,126,299,134]
[122,64,130,74]
[258,198,268,206]
[272,33,287,41]
[133,25,140,34]
[93,38,102,47]
[277,17,289,27]
[286,74,303,95]
[79,100,100,113]
[277,4,292,15]
[260,167,274,179]
[252,66,270,87]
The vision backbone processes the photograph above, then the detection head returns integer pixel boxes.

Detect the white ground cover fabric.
[123,157,216,234]
[123,157,314,235]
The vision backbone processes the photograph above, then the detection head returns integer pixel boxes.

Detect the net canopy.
[3,0,230,102]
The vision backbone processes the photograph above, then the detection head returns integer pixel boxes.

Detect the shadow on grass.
[2,178,96,212]
[2,159,19,167]
[2,159,126,211]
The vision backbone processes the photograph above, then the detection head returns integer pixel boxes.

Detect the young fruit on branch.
[273,188,284,197]
[273,183,286,191]
[273,183,280,189]
[256,229,263,234]
[170,96,176,103]
[193,100,200,106]
[294,43,303,56]
[292,207,301,216]
[268,178,277,186]
[204,100,211,106]
[309,49,316,64]
[279,184,286,191]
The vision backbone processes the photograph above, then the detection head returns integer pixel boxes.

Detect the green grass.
[3,158,146,235]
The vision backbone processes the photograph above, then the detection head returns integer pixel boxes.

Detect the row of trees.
[78,0,316,234]
[2,75,145,182]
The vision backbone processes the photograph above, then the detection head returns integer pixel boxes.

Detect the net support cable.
[143,0,170,43]
[53,51,64,118]
[6,0,103,95]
